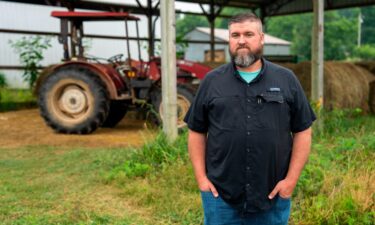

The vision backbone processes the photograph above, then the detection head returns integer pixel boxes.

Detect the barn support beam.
[160,0,177,142]
[311,0,324,131]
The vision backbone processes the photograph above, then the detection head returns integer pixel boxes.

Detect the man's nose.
[238,35,246,44]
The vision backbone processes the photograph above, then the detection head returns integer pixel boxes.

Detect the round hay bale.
[290,61,375,112]
[355,61,375,76]
[275,62,298,74]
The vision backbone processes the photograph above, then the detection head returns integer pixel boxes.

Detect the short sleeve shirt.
[184,58,316,215]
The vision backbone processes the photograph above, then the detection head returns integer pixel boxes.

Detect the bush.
[9,36,51,89]
[0,71,7,88]
[353,44,375,60]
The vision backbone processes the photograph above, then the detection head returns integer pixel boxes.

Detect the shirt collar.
[232,57,267,84]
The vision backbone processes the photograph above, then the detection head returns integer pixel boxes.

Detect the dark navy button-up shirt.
[184,58,316,215]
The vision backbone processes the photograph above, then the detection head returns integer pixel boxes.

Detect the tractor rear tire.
[38,66,110,134]
[150,85,195,129]
[101,100,128,127]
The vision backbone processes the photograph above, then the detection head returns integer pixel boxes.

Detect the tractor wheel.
[101,100,128,127]
[38,66,110,134]
[150,85,195,129]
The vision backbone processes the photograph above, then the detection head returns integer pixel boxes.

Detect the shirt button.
[246,184,250,189]
[247,99,251,103]
[247,115,251,119]
[246,148,250,152]
[247,131,251,135]
[246,166,250,170]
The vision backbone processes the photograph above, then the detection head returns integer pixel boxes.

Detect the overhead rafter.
[5,0,375,18]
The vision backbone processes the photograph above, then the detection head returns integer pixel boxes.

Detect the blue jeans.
[201,191,291,225]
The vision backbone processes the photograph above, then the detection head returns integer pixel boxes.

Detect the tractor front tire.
[150,85,195,129]
[38,66,109,134]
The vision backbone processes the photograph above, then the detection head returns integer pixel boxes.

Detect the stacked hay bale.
[278,61,375,112]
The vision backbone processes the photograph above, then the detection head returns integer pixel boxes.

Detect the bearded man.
[184,12,316,225]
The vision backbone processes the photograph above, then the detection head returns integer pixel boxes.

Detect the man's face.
[229,20,264,68]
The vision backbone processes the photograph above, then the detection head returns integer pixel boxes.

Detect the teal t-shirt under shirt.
[238,69,261,83]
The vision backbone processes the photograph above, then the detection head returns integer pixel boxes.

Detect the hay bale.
[355,61,375,76]
[289,61,375,111]
[204,60,375,112]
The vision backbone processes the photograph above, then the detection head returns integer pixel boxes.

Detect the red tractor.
[36,11,211,134]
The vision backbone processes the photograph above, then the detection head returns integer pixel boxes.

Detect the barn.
[184,27,291,63]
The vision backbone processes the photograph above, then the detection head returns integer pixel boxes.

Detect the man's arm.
[188,129,218,197]
[268,127,312,199]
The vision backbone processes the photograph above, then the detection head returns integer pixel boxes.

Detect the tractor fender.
[176,59,212,80]
[36,61,126,100]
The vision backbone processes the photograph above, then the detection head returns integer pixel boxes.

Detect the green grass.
[0,110,374,224]
[0,88,36,112]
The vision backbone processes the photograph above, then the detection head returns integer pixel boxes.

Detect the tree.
[353,44,375,60]
[324,10,357,60]
[9,36,51,89]
[176,14,208,39]
[0,71,7,88]
[266,8,361,61]
[361,6,375,45]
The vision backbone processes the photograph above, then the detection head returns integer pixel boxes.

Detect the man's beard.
[230,46,263,68]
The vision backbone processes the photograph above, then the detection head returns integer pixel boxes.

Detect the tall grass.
[0,88,36,111]
[105,109,374,224]
[0,109,373,224]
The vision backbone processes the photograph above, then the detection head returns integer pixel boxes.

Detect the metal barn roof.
[3,0,375,17]
[194,27,291,45]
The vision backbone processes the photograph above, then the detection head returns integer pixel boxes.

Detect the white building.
[184,27,291,63]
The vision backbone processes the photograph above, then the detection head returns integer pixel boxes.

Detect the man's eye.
[231,34,239,38]
[245,33,253,37]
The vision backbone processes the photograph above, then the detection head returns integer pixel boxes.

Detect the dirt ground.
[0,108,156,148]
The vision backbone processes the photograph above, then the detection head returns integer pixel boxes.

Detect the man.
[184,12,316,225]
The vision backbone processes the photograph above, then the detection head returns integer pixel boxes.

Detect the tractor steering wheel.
[107,54,124,63]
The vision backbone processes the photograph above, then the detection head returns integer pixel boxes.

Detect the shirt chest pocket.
[254,93,289,129]
[209,96,243,130]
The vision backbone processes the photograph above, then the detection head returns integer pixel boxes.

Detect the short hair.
[228,12,263,33]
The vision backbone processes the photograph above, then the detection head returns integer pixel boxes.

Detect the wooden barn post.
[311,0,324,131]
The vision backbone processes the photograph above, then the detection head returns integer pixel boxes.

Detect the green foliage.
[215,7,249,29]
[176,14,209,38]
[0,110,373,224]
[361,6,375,45]
[0,88,36,111]
[353,44,375,60]
[9,36,52,89]
[105,131,188,181]
[324,10,357,60]
[0,71,7,88]
[266,7,375,61]
[176,35,189,59]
